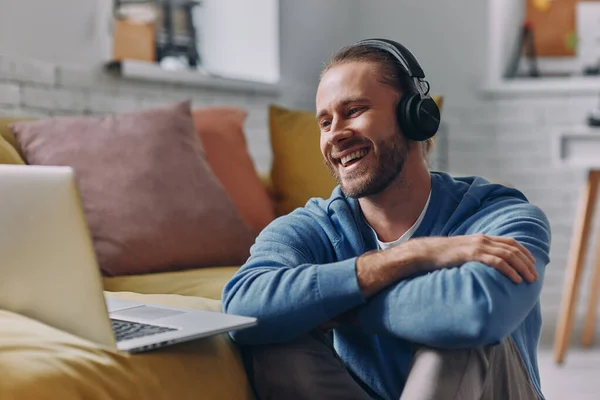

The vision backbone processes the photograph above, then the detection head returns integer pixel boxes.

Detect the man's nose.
[327,119,353,145]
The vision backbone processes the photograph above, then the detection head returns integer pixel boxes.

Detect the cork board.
[525,0,581,57]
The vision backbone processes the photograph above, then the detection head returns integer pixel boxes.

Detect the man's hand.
[356,234,537,299]
[406,234,538,284]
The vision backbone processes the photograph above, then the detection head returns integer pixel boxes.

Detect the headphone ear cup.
[414,97,440,141]
[397,93,440,142]
[396,92,421,141]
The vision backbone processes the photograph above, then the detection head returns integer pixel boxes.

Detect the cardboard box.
[112,18,156,62]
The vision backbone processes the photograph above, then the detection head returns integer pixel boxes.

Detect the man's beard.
[325,133,408,198]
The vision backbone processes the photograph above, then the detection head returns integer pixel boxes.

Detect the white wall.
[488,0,524,82]
[278,0,361,102]
[0,0,112,67]
[355,0,488,104]
[196,0,280,83]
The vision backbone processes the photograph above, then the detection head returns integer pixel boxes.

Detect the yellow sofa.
[0,117,261,400]
[0,97,445,399]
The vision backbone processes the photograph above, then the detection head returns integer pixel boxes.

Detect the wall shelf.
[105,60,281,95]
[554,125,600,169]
[482,76,600,98]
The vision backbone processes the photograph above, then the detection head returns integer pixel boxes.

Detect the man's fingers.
[477,235,537,280]
[489,236,538,280]
[495,243,538,283]
[480,255,522,284]
[474,240,537,284]
[426,235,539,285]
[490,236,536,264]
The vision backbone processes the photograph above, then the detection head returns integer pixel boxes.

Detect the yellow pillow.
[269,104,337,216]
[0,117,31,160]
[0,135,25,164]
[268,97,444,216]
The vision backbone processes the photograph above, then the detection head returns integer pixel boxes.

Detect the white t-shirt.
[369,191,431,250]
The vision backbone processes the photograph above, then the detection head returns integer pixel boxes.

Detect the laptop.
[0,164,257,353]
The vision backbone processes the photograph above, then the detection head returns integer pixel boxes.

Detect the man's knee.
[411,344,492,375]
[402,344,496,400]
[241,331,373,400]
[403,339,538,400]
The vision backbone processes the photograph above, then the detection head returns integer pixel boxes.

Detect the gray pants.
[240,331,541,400]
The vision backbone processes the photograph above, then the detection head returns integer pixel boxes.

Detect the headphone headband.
[354,38,425,79]
[350,38,440,142]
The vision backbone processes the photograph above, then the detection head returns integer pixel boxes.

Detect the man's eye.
[320,120,331,128]
[349,107,361,115]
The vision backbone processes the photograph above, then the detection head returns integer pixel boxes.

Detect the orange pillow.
[192,107,275,234]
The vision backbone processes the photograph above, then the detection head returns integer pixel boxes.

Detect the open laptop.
[0,164,257,353]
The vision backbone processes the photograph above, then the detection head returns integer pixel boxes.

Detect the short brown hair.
[321,44,435,157]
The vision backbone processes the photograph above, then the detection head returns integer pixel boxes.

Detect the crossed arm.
[222,202,551,347]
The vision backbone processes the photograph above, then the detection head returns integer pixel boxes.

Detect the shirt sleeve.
[356,200,552,348]
[221,208,366,345]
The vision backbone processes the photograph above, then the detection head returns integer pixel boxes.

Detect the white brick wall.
[21,86,89,113]
[0,54,55,85]
[445,91,600,336]
[0,54,313,173]
[0,82,19,106]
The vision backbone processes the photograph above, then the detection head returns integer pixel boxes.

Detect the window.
[113,0,280,85]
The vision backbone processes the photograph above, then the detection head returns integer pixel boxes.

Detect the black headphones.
[354,38,441,142]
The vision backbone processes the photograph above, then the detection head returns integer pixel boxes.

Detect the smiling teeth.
[341,149,368,166]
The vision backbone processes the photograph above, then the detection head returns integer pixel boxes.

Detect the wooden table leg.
[582,226,600,347]
[554,170,600,364]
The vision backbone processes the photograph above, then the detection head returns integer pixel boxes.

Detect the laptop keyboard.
[111,318,177,342]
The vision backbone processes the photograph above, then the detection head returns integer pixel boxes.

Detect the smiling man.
[222,39,551,400]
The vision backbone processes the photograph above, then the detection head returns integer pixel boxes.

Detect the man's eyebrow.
[316,109,329,121]
[316,97,370,120]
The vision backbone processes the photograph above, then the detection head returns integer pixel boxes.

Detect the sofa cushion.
[103,266,240,300]
[0,292,254,400]
[192,107,275,233]
[10,101,256,276]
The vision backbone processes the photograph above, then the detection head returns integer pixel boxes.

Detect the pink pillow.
[11,101,256,276]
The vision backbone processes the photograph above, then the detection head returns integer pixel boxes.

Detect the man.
[222,38,551,400]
